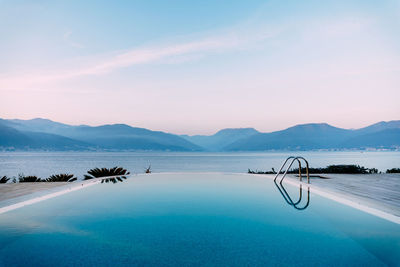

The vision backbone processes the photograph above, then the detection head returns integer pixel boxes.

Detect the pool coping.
[0,172,399,225]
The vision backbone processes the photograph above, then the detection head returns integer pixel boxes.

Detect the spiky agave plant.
[18,175,43,182]
[0,176,10,184]
[46,173,77,182]
[84,167,130,184]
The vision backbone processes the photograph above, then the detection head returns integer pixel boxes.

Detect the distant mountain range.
[181,128,259,151]
[0,118,399,151]
[224,122,400,151]
[0,118,200,151]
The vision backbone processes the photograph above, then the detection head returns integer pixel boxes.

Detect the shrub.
[145,165,151,174]
[0,176,10,184]
[318,165,369,174]
[84,167,130,184]
[248,169,275,174]
[46,174,77,182]
[18,174,43,182]
[386,168,400,173]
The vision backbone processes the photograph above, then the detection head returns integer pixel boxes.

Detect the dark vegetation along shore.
[248,165,400,175]
[0,166,131,184]
[386,168,400,173]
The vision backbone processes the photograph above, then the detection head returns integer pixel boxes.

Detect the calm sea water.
[0,151,399,179]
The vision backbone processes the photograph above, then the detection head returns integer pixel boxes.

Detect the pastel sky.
[1,0,399,134]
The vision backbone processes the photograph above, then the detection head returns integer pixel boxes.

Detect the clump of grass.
[46,173,77,182]
[84,167,130,184]
[145,165,151,174]
[0,176,10,184]
[386,168,400,173]
[18,174,43,182]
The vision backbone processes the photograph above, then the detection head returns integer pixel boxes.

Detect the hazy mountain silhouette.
[224,121,400,151]
[6,118,72,134]
[0,121,91,150]
[224,123,352,151]
[0,123,33,147]
[63,124,202,151]
[355,120,400,135]
[182,128,259,151]
[0,118,201,151]
[340,128,400,149]
[1,118,399,151]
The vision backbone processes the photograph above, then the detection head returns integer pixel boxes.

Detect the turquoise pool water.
[0,173,399,266]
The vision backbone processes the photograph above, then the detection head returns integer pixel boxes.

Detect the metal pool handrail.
[274,156,310,184]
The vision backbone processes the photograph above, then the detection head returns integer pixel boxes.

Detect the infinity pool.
[0,173,399,266]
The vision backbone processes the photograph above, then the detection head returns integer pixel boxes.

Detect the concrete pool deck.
[0,173,399,223]
[282,173,400,217]
[0,180,101,214]
[0,182,70,202]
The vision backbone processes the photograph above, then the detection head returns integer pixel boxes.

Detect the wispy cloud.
[80,38,234,75]
[0,33,249,90]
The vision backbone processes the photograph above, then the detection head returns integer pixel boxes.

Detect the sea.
[0,151,399,179]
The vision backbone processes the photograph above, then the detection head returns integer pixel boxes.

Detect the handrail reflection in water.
[274,179,310,210]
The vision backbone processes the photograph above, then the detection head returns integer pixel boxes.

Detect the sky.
[0,0,399,135]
